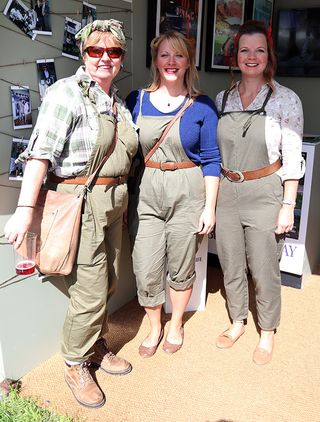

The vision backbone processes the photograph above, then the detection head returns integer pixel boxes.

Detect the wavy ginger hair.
[231,20,276,87]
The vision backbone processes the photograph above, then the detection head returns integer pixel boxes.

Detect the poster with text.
[11,85,32,129]
[62,17,81,60]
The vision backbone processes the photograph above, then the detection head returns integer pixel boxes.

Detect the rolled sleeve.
[19,82,76,170]
[278,93,305,181]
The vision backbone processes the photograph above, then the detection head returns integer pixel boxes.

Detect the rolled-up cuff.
[137,289,166,308]
[167,271,196,291]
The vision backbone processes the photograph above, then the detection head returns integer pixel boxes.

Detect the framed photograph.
[31,0,52,35]
[275,8,320,77]
[10,86,32,129]
[8,138,29,181]
[205,0,246,71]
[62,17,81,60]
[36,59,57,101]
[82,2,97,28]
[146,0,204,68]
[251,0,273,29]
[3,0,37,39]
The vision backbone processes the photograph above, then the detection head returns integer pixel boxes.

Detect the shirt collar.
[75,66,119,103]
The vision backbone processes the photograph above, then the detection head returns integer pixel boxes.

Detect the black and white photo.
[36,59,57,100]
[62,17,81,60]
[82,1,96,28]
[4,0,37,39]
[31,0,52,35]
[8,138,29,181]
[10,85,32,129]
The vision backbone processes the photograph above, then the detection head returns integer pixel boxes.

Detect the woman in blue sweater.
[126,31,220,357]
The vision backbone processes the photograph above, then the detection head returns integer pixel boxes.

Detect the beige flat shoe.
[163,327,184,354]
[216,327,245,349]
[253,342,274,365]
[138,328,164,359]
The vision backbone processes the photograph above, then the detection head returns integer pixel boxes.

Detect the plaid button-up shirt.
[20,66,136,177]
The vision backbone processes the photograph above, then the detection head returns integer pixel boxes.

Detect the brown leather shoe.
[216,326,245,349]
[64,362,105,408]
[90,338,132,375]
[162,327,184,354]
[138,328,164,358]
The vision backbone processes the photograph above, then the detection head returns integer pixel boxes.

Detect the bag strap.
[84,100,118,190]
[144,97,194,164]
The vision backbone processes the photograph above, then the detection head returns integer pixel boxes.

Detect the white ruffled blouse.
[216,80,305,182]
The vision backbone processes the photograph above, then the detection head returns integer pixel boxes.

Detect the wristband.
[17,205,35,208]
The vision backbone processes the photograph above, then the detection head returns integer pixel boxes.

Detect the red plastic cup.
[14,232,37,275]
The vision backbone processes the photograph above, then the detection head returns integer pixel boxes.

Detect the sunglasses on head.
[85,46,124,59]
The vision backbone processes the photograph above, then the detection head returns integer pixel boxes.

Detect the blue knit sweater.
[126,90,221,177]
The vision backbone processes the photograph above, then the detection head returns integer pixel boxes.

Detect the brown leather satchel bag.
[30,189,83,276]
[30,101,118,276]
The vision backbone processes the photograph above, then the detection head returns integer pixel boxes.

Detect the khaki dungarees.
[216,87,284,331]
[130,91,205,308]
[51,95,138,362]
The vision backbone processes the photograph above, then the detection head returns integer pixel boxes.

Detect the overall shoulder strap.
[260,86,273,111]
[144,97,194,164]
[220,89,231,115]
[85,100,118,190]
[139,89,145,115]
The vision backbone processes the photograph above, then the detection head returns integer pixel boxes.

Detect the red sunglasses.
[85,46,124,59]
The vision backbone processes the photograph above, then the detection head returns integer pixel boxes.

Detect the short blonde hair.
[82,31,125,57]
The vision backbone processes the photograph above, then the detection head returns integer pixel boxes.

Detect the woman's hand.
[5,158,49,248]
[4,207,34,248]
[197,207,216,235]
[197,176,219,235]
[276,180,298,234]
[275,205,294,234]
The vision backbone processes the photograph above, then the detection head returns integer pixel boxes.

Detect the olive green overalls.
[215,87,283,331]
[49,97,137,362]
[130,92,205,308]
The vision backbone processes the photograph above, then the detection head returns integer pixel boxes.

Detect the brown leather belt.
[221,159,281,182]
[48,174,127,186]
[145,161,197,171]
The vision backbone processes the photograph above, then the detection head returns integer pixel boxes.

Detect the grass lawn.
[0,388,77,422]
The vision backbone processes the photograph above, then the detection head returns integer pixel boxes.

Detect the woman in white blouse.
[214,20,304,365]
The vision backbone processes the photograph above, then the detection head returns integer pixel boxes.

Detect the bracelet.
[17,205,35,208]
[282,200,296,207]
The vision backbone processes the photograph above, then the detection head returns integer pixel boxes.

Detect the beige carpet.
[21,264,320,422]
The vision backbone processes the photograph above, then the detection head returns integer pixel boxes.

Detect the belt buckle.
[159,161,167,171]
[227,170,245,183]
[159,161,173,171]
